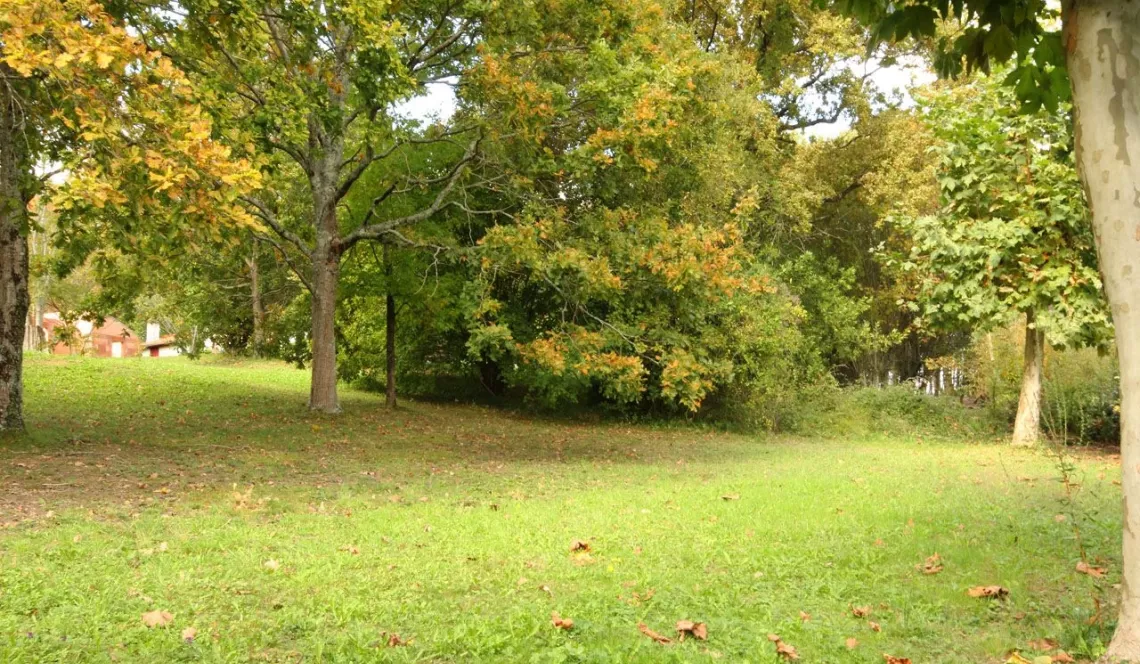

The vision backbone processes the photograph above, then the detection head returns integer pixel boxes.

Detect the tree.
[129,0,484,413]
[828,0,1140,656]
[0,0,257,432]
[899,76,1109,445]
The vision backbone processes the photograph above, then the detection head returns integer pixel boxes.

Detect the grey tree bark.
[0,72,29,433]
[385,246,396,409]
[1011,311,1044,446]
[1062,0,1140,660]
[247,243,265,356]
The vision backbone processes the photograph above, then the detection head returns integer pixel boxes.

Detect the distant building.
[142,322,216,357]
[40,312,141,358]
[143,322,181,358]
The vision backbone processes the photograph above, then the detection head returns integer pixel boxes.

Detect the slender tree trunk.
[248,244,265,356]
[1012,311,1044,446]
[384,246,396,409]
[307,146,342,413]
[0,77,29,433]
[1063,1,1140,659]
[308,239,340,412]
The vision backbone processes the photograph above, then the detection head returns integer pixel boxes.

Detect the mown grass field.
[0,356,1124,662]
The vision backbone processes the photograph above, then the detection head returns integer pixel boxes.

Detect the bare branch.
[337,134,480,251]
[240,195,312,255]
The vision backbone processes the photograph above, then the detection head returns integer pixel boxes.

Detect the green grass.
[0,356,1124,663]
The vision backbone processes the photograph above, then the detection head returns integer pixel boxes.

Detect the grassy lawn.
[0,356,1124,663]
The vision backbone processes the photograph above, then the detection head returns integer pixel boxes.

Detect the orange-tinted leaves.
[851,605,871,618]
[869,621,882,632]
[570,539,591,553]
[846,638,859,649]
[675,620,707,641]
[141,610,173,628]
[967,585,1009,599]
[884,655,912,664]
[920,553,943,575]
[767,634,799,660]
[551,611,574,630]
[1076,561,1106,577]
[639,622,672,644]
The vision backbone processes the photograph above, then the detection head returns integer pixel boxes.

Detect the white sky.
[393,58,936,139]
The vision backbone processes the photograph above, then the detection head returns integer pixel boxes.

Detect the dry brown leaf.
[846,637,859,649]
[570,539,592,553]
[884,656,912,664]
[1054,514,1067,523]
[1052,651,1075,663]
[721,494,740,501]
[921,553,944,575]
[141,610,173,628]
[869,621,881,632]
[386,633,408,647]
[675,620,707,641]
[639,622,672,644]
[1027,638,1059,651]
[551,611,574,630]
[774,640,799,660]
[967,585,1009,599]
[851,605,871,618]
[181,626,197,643]
[1076,561,1107,577]
[799,611,811,622]
[340,545,360,555]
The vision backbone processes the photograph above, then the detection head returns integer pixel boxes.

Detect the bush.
[963,322,1119,445]
[793,384,1004,439]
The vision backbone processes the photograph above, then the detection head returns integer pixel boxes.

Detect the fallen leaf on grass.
[570,539,591,553]
[1051,651,1075,662]
[869,621,881,632]
[551,612,574,630]
[639,622,672,644]
[1076,561,1106,577]
[767,634,799,660]
[846,638,859,649]
[967,585,1009,599]
[141,610,173,628]
[920,553,943,575]
[339,545,360,555]
[263,559,280,571]
[721,494,740,501]
[884,656,912,664]
[675,620,707,641]
[1004,653,1033,664]
[1027,638,1059,651]
[851,605,871,618]
[386,633,408,647]
[181,627,197,642]
[799,611,811,622]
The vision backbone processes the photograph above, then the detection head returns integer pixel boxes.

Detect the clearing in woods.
[0,356,1122,662]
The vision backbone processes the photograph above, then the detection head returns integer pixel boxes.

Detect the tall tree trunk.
[1063,1,1140,659]
[307,147,342,413]
[1012,311,1044,446]
[248,243,265,357]
[308,239,340,412]
[384,246,396,409]
[0,77,29,433]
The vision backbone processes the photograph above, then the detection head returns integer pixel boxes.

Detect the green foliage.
[829,0,1068,112]
[896,74,1109,349]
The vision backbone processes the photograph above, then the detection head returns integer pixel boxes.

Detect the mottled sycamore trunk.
[0,77,28,433]
[1012,311,1044,446]
[1063,1,1140,660]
